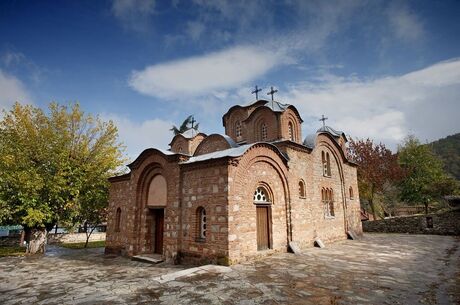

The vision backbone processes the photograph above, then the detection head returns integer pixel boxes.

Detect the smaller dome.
[303,134,316,149]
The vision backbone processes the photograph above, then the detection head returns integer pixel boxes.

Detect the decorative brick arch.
[282,110,301,143]
[235,144,293,243]
[316,136,348,232]
[131,150,178,255]
[245,107,278,142]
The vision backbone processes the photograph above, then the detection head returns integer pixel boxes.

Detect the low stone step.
[132,254,164,264]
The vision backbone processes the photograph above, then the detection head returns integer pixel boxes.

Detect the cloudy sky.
[1,0,459,159]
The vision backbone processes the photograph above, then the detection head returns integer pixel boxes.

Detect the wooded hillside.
[429,133,460,180]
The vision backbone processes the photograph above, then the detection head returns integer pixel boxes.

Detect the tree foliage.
[398,135,458,212]
[348,138,404,219]
[0,102,126,252]
[170,115,199,135]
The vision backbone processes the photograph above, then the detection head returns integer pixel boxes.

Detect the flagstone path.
[0,234,459,304]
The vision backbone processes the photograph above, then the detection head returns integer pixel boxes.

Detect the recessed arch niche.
[147,174,167,207]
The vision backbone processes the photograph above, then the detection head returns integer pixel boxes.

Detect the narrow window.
[323,188,335,217]
[197,207,206,240]
[299,180,306,198]
[328,189,335,217]
[115,208,121,232]
[321,188,327,215]
[349,187,354,200]
[261,123,268,141]
[326,153,331,176]
[322,151,328,176]
[235,121,242,138]
[288,122,294,141]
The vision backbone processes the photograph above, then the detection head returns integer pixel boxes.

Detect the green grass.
[58,240,105,249]
[0,246,26,257]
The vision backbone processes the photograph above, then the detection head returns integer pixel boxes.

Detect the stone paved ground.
[0,234,459,305]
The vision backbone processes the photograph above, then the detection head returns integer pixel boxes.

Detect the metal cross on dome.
[251,85,262,100]
[267,86,278,101]
[319,114,328,127]
[190,116,196,129]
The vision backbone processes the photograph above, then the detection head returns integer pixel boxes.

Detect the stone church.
[105,98,362,264]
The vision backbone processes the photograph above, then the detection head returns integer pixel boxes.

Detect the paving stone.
[1,234,460,304]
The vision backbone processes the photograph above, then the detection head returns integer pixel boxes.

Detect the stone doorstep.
[152,264,232,284]
[132,254,164,264]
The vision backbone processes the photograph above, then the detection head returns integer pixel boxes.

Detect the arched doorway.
[253,186,272,251]
[147,174,167,254]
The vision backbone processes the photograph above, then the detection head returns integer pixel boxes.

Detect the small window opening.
[235,121,242,138]
[261,123,268,141]
[115,207,121,232]
[254,187,270,203]
[197,207,206,240]
[288,122,294,141]
[299,180,306,198]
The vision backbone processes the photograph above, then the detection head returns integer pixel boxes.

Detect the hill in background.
[429,133,460,180]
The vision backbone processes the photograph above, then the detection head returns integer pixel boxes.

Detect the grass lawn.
[58,240,105,249]
[0,246,26,257]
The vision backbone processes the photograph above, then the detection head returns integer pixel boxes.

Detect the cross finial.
[267,86,278,101]
[319,114,328,127]
[251,85,262,100]
[190,116,196,129]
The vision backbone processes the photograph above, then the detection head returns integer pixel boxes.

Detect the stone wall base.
[363,209,460,235]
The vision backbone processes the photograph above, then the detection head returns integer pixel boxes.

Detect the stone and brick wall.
[179,162,229,264]
[363,209,460,235]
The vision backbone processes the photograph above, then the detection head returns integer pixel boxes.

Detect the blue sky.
[1,0,460,159]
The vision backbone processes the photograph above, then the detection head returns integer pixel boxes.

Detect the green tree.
[170,115,199,135]
[398,135,456,214]
[348,138,404,219]
[0,102,125,254]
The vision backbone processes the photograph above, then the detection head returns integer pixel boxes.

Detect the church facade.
[105,99,362,265]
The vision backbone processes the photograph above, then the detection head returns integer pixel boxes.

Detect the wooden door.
[154,209,164,254]
[256,206,270,251]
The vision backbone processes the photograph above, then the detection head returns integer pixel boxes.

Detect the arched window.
[235,121,242,138]
[178,146,183,153]
[299,180,306,198]
[288,122,294,141]
[261,123,268,141]
[254,187,270,203]
[115,207,121,232]
[322,188,335,217]
[197,207,206,240]
[322,151,331,177]
[349,187,354,200]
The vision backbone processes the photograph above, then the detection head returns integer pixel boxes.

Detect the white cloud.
[387,2,424,42]
[285,59,460,149]
[104,114,173,160]
[0,69,33,109]
[111,0,155,32]
[129,45,286,99]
